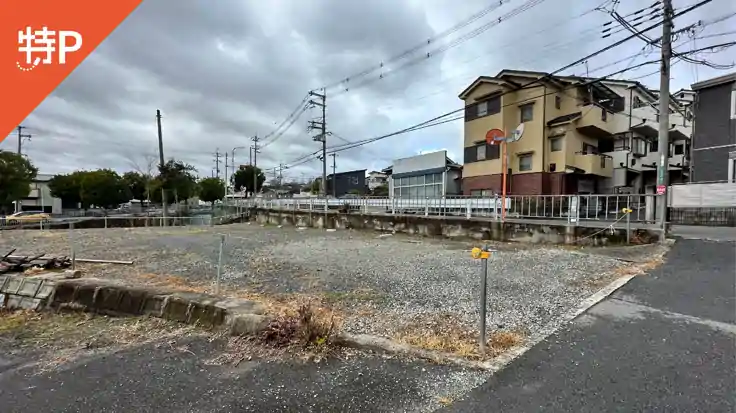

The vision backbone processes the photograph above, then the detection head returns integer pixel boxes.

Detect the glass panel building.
[387,150,462,198]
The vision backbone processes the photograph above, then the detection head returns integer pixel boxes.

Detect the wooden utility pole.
[16,125,31,155]
[656,0,674,243]
[213,149,221,179]
[156,110,167,226]
[308,90,327,197]
[251,135,260,197]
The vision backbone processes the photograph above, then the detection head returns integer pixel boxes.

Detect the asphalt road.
[0,339,485,413]
[442,236,736,412]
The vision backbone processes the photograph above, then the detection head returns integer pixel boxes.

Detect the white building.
[598,79,692,194]
[18,173,62,214]
[366,171,388,190]
[385,150,463,198]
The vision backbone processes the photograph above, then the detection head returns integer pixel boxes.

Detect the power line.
[318,0,515,91]
[331,0,551,96]
[280,1,714,168]
[289,40,724,165]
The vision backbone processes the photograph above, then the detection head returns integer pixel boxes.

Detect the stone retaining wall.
[252,208,655,245]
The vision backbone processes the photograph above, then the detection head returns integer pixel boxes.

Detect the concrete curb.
[336,333,489,370]
[0,273,270,337]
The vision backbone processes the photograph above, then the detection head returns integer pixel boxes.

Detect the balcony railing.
[575,154,612,177]
[577,106,612,139]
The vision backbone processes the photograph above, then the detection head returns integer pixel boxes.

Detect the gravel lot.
[2,224,636,354]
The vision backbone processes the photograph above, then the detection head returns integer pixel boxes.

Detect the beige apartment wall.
[502,86,546,174]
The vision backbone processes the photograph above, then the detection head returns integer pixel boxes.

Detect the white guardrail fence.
[236,194,663,224]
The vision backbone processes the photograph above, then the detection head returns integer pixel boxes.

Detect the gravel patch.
[2,225,634,353]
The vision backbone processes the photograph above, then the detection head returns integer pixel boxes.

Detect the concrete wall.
[252,208,655,246]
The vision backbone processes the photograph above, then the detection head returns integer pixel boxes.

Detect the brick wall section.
[463,172,577,195]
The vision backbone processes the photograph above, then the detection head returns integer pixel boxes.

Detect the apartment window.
[550,137,563,152]
[470,189,494,197]
[487,144,500,160]
[555,95,561,109]
[464,96,501,122]
[650,139,658,152]
[631,138,647,156]
[519,154,532,171]
[476,144,486,160]
[582,143,598,155]
[520,103,534,122]
[632,96,646,109]
[613,134,629,151]
[477,101,488,117]
[674,144,684,155]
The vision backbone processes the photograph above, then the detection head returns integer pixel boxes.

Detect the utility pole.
[277,163,285,188]
[251,135,260,197]
[14,125,32,212]
[329,153,337,198]
[213,149,221,179]
[156,110,167,226]
[16,125,31,155]
[308,90,327,197]
[656,0,673,243]
[224,152,229,199]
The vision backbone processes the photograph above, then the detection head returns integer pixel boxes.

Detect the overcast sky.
[5,0,735,183]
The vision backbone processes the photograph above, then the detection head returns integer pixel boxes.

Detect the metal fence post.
[215,234,225,294]
[104,215,108,229]
[69,222,76,270]
[471,246,495,354]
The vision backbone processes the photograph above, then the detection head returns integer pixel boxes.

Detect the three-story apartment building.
[690,72,736,183]
[459,69,691,195]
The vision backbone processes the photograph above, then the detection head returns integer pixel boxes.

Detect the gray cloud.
[7,0,735,183]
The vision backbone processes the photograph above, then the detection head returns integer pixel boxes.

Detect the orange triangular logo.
[0,0,143,141]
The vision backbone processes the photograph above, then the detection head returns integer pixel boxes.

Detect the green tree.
[121,171,149,206]
[0,151,37,214]
[48,172,84,209]
[307,178,321,195]
[152,159,197,204]
[198,177,226,209]
[371,184,389,197]
[231,165,265,196]
[79,169,127,210]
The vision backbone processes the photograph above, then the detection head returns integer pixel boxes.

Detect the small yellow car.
[5,211,50,226]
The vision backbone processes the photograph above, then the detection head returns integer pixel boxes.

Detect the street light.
[230,146,248,196]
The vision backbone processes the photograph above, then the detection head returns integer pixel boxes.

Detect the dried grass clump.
[259,302,339,349]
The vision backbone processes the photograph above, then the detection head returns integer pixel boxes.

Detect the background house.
[17,173,62,214]
[690,72,736,183]
[366,171,388,190]
[386,150,462,198]
[326,169,368,197]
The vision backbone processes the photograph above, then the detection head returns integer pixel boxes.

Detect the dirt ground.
[1,225,665,357]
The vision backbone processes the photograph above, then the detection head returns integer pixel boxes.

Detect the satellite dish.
[508,123,525,142]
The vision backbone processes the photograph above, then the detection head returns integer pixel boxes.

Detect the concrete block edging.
[0,275,269,336]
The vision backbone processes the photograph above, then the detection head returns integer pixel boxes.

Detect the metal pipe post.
[69,222,76,270]
[215,234,225,294]
[479,252,488,354]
